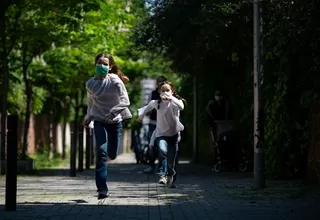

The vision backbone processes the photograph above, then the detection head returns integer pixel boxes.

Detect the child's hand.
[161,96,172,101]
[82,115,90,128]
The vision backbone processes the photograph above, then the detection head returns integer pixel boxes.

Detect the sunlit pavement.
[0,153,319,220]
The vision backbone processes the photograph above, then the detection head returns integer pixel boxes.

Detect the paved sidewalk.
[0,153,319,220]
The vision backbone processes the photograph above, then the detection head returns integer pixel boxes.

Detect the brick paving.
[0,153,319,220]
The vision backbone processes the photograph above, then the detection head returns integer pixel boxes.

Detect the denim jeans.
[94,121,122,192]
[157,133,179,177]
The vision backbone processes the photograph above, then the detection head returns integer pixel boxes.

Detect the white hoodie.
[139,96,184,138]
[86,74,132,124]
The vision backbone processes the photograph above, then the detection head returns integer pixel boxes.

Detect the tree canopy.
[134,0,320,181]
[0,0,179,159]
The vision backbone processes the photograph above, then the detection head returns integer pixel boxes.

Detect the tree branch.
[7,9,22,55]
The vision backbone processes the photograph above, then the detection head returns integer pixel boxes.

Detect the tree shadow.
[28,162,254,180]
[0,192,319,220]
[1,165,320,220]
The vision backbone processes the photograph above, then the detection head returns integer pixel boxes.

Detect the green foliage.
[3,0,160,121]
[0,0,179,160]
[29,150,68,169]
[134,0,320,179]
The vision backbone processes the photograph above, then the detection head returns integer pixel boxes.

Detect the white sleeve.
[109,77,130,116]
[86,91,93,118]
[171,96,184,110]
[138,106,147,118]
[139,100,157,118]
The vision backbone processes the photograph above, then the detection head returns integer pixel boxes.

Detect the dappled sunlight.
[1,161,319,219]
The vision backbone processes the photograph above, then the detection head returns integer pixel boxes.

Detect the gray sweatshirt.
[86,74,132,124]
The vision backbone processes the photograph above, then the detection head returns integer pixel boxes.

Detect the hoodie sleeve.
[85,79,93,120]
[140,100,157,118]
[171,96,184,110]
[109,76,131,116]
[86,91,93,118]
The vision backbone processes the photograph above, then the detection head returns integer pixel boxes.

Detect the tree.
[134,0,320,181]
[1,0,98,159]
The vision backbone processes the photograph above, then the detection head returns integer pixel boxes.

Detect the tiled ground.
[0,153,319,220]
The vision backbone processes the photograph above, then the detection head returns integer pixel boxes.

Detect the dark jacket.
[149,89,160,121]
[206,99,230,122]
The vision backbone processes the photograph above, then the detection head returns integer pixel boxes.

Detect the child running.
[139,81,185,188]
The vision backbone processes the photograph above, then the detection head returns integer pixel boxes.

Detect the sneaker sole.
[98,192,110,200]
[167,176,174,185]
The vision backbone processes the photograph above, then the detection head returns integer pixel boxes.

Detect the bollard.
[70,122,77,177]
[78,124,84,172]
[5,115,18,211]
[85,127,91,169]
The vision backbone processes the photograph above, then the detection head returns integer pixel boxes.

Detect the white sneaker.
[158,175,167,184]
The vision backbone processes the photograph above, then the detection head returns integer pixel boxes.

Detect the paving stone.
[0,153,320,220]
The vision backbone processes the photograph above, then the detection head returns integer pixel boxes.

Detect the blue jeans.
[157,134,179,177]
[94,121,123,192]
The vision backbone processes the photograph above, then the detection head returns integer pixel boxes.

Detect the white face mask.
[160,92,172,102]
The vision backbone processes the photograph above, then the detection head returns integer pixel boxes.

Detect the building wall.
[23,114,130,157]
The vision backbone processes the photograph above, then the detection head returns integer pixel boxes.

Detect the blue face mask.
[95,64,109,76]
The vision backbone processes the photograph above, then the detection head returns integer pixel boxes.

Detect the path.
[0,153,319,220]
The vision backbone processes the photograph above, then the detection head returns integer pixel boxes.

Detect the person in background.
[206,89,233,169]
[83,53,132,199]
[143,76,167,173]
[206,89,229,124]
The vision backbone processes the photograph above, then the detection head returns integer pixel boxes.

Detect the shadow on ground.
[0,197,319,220]
[1,160,320,220]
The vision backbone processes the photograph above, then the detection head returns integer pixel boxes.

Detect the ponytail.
[157,99,162,109]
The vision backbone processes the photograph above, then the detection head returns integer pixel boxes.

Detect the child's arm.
[83,91,93,127]
[170,96,184,110]
[139,100,157,119]
[138,100,157,122]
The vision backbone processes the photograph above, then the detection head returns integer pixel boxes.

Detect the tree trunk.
[62,102,70,160]
[48,87,55,159]
[0,14,8,161]
[22,55,32,160]
[308,100,320,184]
[0,4,22,163]
[74,92,80,160]
[48,109,54,159]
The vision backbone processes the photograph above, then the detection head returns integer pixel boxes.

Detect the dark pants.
[157,134,179,178]
[94,121,123,192]
[148,123,157,168]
